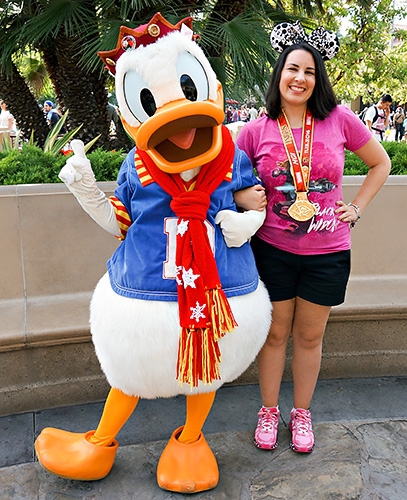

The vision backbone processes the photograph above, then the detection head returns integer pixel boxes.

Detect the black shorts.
[251,236,351,307]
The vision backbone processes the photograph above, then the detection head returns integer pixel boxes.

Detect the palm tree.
[0,61,50,146]
[1,0,361,150]
[79,0,301,104]
[0,1,111,147]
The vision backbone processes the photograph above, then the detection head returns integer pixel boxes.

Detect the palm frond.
[48,126,83,156]
[199,11,275,95]
[18,0,96,44]
[84,134,102,153]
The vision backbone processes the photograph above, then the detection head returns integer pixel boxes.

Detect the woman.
[235,22,391,453]
[0,100,16,149]
[240,104,249,122]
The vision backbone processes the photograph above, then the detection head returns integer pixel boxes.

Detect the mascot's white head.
[99,13,225,174]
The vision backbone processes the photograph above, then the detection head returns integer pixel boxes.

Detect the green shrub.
[0,145,58,185]
[343,151,369,176]
[343,140,407,176]
[0,139,406,185]
[0,144,125,185]
[87,148,124,182]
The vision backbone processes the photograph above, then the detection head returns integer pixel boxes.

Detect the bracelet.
[348,203,361,228]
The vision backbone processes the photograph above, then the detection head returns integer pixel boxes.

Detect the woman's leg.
[257,298,296,407]
[291,297,331,409]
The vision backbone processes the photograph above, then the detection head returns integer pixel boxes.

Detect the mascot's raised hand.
[58,139,121,237]
[58,139,90,185]
[35,12,271,494]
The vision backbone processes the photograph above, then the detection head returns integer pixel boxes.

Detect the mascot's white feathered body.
[35,13,271,494]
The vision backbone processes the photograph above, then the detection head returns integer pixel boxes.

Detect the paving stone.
[357,420,407,500]
[0,465,40,500]
[0,413,33,468]
[1,379,407,499]
[0,426,365,500]
[248,424,363,500]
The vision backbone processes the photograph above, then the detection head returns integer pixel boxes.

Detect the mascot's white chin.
[35,12,271,494]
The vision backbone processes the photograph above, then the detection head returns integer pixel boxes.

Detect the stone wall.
[0,177,406,416]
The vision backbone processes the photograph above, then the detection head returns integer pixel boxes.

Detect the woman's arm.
[335,136,391,223]
[233,184,267,211]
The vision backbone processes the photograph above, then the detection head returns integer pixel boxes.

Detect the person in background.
[393,107,405,142]
[249,104,258,121]
[365,94,392,142]
[235,21,390,455]
[107,102,119,135]
[240,104,249,122]
[43,101,61,128]
[44,100,67,135]
[0,100,17,149]
[258,106,267,118]
[226,106,233,124]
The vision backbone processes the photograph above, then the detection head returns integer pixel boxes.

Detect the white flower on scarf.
[190,301,207,322]
[177,219,189,237]
[182,268,200,288]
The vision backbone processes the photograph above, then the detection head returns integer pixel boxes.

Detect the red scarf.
[137,125,237,387]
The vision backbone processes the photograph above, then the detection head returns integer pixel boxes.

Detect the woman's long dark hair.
[265,42,338,120]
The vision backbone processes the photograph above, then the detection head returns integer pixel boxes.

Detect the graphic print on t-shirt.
[267,141,339,237]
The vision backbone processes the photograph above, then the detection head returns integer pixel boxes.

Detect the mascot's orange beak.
[121,82,225,173]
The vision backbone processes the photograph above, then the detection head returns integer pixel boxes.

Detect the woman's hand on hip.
[335,200,359,224]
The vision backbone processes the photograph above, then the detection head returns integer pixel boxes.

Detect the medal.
[277,108,316,222]
[288,192,316,221]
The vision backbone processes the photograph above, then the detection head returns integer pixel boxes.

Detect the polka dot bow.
[270,21,340,61]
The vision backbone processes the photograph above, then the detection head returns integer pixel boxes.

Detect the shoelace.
[258,409,279,432]
[293,411,312,435]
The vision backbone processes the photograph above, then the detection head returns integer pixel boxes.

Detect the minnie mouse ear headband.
[270,21,340,61]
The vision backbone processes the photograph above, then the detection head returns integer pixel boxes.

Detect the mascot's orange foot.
[35,429,118,481]
[157,426,219,493]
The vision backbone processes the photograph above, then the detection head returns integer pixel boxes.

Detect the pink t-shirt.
[236,105,372,255]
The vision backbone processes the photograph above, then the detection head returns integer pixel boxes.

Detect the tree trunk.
[41,43,65,110]
[0,62,49,147]
[52,31,110,147]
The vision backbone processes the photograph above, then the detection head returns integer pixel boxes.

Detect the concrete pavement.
[1,377,406,499]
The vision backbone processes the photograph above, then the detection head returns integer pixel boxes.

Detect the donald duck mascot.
[35,13,271,494]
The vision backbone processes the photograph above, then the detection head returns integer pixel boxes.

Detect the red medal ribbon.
[277,108,314,192]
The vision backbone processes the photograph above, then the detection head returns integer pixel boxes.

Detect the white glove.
[215,208,266,248]
[58,140,121,237]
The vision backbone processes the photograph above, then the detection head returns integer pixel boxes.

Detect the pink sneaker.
[289,408,315,453]
[254,406,280,450]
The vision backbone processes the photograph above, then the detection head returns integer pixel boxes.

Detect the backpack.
[359,105,379,126]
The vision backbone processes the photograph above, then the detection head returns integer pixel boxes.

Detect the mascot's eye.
[176,52,209,102]
[124,70,157,123]
[180,75,197,101]
[140,88,157,116]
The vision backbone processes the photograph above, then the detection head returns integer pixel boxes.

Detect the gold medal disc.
[288,193,316,222]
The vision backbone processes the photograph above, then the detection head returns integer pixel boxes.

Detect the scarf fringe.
[206,287,237,341]
[177,288,238,388]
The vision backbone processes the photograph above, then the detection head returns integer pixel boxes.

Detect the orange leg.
[157,391,219,493]
[178,390,216,443]
[89,388,139,446]
[35,388,138,481]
